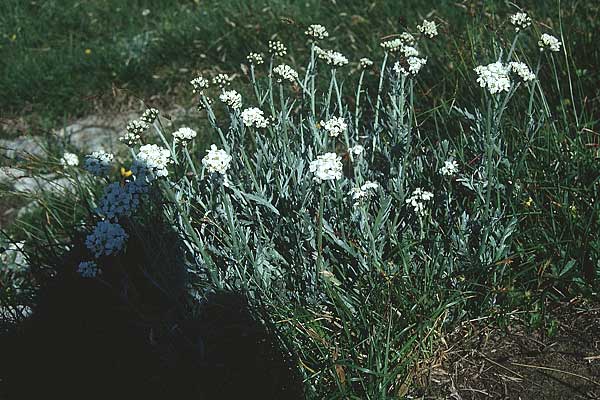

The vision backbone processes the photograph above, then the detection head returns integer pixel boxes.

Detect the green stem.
[316,183,325,281]
[354,69,365,135]
[373,52,389,130]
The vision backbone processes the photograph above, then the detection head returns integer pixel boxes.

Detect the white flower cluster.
[212,73,232,88]
[381,34,417,53]
[509,62,535,82]
[359,58,373,69]
[273,64,299,83]
[140,108,159,124]
[132,144,171,179]
[197,97,213,111]
[320,117,347,138]
[191,76,209,93]
[401,46,420,58]
[173,127,198,145]
[349,181,379,206]
[394,57,427,76]
[348,144,364,156]
[440,159,459,176]
[305,24,329,40]
[380,38,404,52]
[84,151,114,176]
[86,220,128,258]
[247,52,264,65]
[510,12,532,32]
[268,40,287,57]
[120,120,149,146]
[474,62,511,94]
[538,33,561,52]
[399,32,416,46]
[241,107,269,129]
[315,47,348,67]
[119,131,139,147]
[202,144,232,175]
[406,188,434,216]
[95,181,143,220]
[219,90,242,109]
[77,261,100,278]
[417,19,438,38]
[61,152,79,167]
[310,153,343,183]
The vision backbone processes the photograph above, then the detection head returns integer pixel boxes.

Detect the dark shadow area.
[0,228,304,399]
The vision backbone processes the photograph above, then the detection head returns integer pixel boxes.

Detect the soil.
[414,300,600,399]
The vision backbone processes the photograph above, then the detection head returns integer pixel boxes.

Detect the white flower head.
[140,108,159,124]
[202,144,232,175]
[394,57,427,76]
[305,24,329,40]
[406,188,434,216]
[119,132,139,147]
[61,152,79,167]
[440,159,459,176]
[119,119,148,147]
[399,32,416,46]
[417,19,438,38]
[509,62,536,82]
[77,261,100,278]
[197,96,213,111]
[268,40,287,57]
[247,52,264,65]
[84,151,114,176]
[348,145,365,156]
[85,220,128,258]
[95,181,142,220]
[401,46,420,58]
[474,62,511,94]
[132,144,171,180]
[538,33,561,52]
[359,58,373,69]
[380,38,403,52]
[510,12,532,32]
[173,127,198,145]
[321,117,347,138]
[219,90,242,110]
[273,64,299,83]
[212,73,232,88]
[349,181,379,206]
[191,76,209,93]
[309,153,343,183]
[315,47,348,67]
[325,50,349,67]
[241,107,269,129]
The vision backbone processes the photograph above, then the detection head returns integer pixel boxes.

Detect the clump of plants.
[2,10,598,398]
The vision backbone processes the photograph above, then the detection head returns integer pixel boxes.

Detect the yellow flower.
[523,196,533,208]
[120,167,133,178]
[84,48,92,55]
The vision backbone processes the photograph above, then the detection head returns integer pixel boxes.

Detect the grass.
[2,1,598,134]
[1,1,600,398]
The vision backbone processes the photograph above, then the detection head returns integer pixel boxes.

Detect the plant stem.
[316,182,325,283]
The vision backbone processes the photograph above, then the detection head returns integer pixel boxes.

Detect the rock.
[12,175,74,194]
[0,137,46,160]
[55,112,140,154]
[0,167,27,184]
